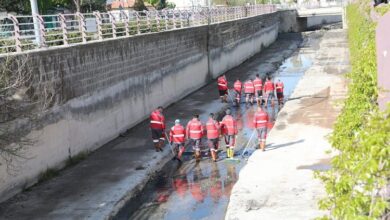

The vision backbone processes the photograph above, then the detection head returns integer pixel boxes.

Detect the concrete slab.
[225,29,349,220]
[0,34,303,220]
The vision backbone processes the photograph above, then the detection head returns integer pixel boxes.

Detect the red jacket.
[244,80,255,94]
[206,118,220,139]
[253,109,269,128]
[264,80,275,92]
[233,80,242,93]
[276,81,284,93]
[217,76,228,91]
[186,118,203,139]
[170,124,185,143]
[220,115,238,135]
[150,110,165,130]
[253,77,263,92]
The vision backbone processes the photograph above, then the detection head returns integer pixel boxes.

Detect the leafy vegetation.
[316,2,390,219]
[0,0,106,14]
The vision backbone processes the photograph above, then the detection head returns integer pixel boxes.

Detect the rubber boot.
[230,148,235,158]
[195,150,201,162]
[158,140,164,152]
[260,142,266,151]
[227,148,233,158]
[154,143,160,152]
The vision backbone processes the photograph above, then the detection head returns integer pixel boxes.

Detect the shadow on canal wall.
[0,10,299,203]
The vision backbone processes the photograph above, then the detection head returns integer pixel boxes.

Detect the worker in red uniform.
[253,107,269,151]
[263,76,275,107]
[206,113,220,162]
[244,79,255,105]
[233,79,242,106]
[150,106,166,152]
[186,114,204,162]
[253,74,263,106]
[275,79,284,106]
[220,109,238,158]
[217,74,228,103]
[169,119,186,162]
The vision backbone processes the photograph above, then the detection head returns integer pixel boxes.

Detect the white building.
[168,0,208,8]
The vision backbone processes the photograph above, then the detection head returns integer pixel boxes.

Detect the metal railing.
[277,1,345,10]
[0,5,276,54]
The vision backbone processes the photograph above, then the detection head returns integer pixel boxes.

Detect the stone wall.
[0,10,297,202]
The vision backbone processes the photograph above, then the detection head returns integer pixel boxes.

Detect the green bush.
[316,2,390,219]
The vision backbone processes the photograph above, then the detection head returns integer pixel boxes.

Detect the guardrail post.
[135,12,141,34]
[224,7,227,21]
[94,11,103,40]
[120,10,129,37]
[109,12,117,38]
[172,10,177,29]
[144,11,151,32]
[191,9,195,26]
[77,12,87,43]
[36,15,46,47]
[59,14,68,45]
[8,15,22,52]
[156,12,160,32]
[162,10,168,30]
[179,10,184,28]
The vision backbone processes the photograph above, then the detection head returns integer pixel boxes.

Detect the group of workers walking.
[219,73,284,107]
[150,73,284,163]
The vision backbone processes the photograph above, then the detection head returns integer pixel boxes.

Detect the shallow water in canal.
[117,53,313,220]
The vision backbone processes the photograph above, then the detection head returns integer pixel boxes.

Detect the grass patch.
[38,168,60,183]
[66,151,90,167]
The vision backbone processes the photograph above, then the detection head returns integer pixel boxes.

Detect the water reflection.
[124,51,314,220]
[209,164,223,204]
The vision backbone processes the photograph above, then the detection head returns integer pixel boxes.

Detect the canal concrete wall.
[0,10,298,202]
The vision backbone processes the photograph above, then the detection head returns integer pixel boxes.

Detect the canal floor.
[0,33,307,220]
[115,45,313,220]
[225,29,349,220]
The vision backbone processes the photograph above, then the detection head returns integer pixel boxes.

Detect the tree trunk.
[73,0,81,12]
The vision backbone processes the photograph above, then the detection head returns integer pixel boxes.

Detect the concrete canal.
[114,33,314,220]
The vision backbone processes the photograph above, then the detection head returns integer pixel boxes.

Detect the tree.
[0,0,31,14]
[147,0,175,9]
[134,0,147,11]
[72,0,81,12]
[0,54,57,173]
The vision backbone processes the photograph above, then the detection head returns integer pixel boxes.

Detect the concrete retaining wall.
[297,14,342,31]
[0,10,297,202]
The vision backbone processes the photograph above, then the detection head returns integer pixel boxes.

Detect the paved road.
[0,33,303,220]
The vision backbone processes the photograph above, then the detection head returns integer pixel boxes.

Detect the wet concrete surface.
[0,33,308,220]
[225,29,349,220]
[114,38,314,220]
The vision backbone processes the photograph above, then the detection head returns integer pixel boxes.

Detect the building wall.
[0,10,298,202]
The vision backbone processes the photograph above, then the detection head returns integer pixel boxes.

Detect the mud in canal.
[114,36,314,220]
